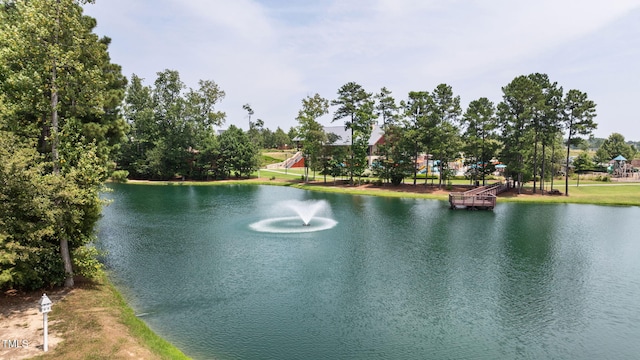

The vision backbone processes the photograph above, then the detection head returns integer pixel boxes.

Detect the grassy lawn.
[566,184,640,205]
[260,150,297,166]
[122,169,640,207]
[510,183,640,206]
[259,167,307,181]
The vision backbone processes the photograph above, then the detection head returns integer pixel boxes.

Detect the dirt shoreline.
[1,278,159,360]
[0,289,65,360]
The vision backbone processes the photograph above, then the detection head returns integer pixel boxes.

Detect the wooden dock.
[449,183,510,210]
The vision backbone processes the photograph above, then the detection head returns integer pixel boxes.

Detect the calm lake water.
[98,184,640,359]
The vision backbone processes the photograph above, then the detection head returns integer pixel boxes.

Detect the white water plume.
[249,199,337,233]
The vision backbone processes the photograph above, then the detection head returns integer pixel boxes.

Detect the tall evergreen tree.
[0,0,125,288]
[498,75,538,193]
[527,73,562,193]
[429,84,462,188]
[462,97,498,185]
[119,74,154,178]
[562,89,597,196]
[296,94,329,182]
[331,82,377,184]
[401,91,431,185]
[375,87,399,127]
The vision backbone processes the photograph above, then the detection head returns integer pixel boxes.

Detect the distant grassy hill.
[261,149,297,166]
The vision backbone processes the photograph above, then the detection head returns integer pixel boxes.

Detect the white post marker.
[38,294,52,352]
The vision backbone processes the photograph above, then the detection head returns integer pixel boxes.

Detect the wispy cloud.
[85,0,640,139]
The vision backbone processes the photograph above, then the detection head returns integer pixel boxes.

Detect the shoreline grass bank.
[116,178,640,207]
[26,275,191,360]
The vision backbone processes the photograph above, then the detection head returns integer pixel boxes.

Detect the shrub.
[73,245,104,280]
[391,174,404,185]
[110,170,129,183]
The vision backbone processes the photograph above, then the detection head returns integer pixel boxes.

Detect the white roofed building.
[294,124,385,166]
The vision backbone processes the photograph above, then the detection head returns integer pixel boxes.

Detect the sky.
[84,0,640,141]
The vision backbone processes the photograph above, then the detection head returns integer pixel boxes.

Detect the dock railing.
[449,182,509,210]
[448,192,497,209]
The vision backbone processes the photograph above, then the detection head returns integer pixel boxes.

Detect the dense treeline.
[117,72,289,180]
[1,0,125,289]
[117,72,615,195]
[296,75,601,195]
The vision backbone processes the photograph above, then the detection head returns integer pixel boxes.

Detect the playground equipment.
[611,155,632,178]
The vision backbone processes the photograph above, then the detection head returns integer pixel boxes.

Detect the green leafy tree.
[185,80,226,129]
[273,127,291,149]
[119,74,154,178]
[573,151,594,172]
[498,75,538,193]
[328,144,348,183]
[247,118,264,149]
[119,71,225,180]
[287,127,299,145]
[429,84,462,187]
[546,132,567,192]
[187,132,219,180]
[148,69,187,178]
[296,94,329,182]
[539,84,564,193]
[572,151,594,186]
[462,97,499,185]
[595,133,637,164]
[218,125,259,178]
[0,133,60,289]
[183,80,225,178]
[562,89,597,195]
[401,91,431,185]
[332,82,377,184]
[375,87,399,126]
[0,0,125,288]
[528,73,563,193]
[372,88,410,185]
[0,130,108,290]
[261,128,275,149]
[373,122,413,185]
[317,132,341,184]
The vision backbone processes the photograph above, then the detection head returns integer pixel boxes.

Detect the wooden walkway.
[449,182,510,210]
